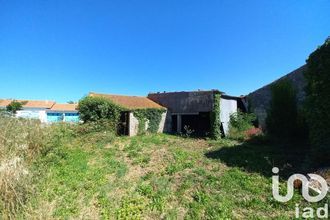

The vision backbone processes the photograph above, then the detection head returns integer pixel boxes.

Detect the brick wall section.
[247,65,307,128]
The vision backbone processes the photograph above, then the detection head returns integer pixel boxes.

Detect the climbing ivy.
[133,108,166,135]
[304,38,330,167]
[210,93,221,140]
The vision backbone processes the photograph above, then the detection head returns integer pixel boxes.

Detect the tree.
[6,101,23,114]
[304,38,330,167]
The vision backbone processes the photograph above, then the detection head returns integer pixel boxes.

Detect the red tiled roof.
[50,103,78,111]
[0,99,55,109]
[0,100,13,107]
[23,100,55,108]
[89,92,165,110]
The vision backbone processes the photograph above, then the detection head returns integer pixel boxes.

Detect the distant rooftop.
[89,92,165,110]
[0,99,55,109]
[148,89,223,95]
[50,103,78,112]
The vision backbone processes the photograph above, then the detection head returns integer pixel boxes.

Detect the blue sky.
[0,0,329,103]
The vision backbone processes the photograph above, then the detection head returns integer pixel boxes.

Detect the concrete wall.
[129,112,139,136]
[16,109,48,123]
[148,91,241,136]
[158,112,167,133]
[247,65,307,128]
[148,91,216,114]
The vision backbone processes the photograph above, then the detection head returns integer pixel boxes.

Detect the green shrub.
[228,111,256,140]
[6,101,25,114]
[304,38,330,167]
[78,96,123,128]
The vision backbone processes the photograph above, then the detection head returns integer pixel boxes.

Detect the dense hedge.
[210,93,221,139]
[133,109,165,134]
[304,38,330,166]
[78,96,123,124]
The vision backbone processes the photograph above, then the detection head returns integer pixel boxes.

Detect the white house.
[0,99,79,123]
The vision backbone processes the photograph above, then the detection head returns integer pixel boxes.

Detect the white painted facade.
[16,109,48,123]
[129,112,139,136]
[220,98,238,135]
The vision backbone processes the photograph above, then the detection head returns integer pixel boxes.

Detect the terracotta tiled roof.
[23,100,55,109]
[0,100,13,107]
[89,92,165,110]
[50,103,78,111]
[0,99,55,109]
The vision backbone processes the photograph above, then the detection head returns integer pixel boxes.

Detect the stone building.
[88,90,246,137]
[89,92,167,136]
[148,90,247,136]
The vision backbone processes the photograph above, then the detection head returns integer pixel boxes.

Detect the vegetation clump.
[78,96,124,133]
[228,111,257,140]
[78,96,123,123]
[304,38,330,166]
[210,93,221,139]
[265,79,308,142]
[6,100,25,114]
[0,116,68,218]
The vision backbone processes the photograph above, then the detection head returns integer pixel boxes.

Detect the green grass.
[18,132,329,219]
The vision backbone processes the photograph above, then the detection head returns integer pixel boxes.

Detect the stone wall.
[247,65,307,128]
[129,112,139,136]
[158,112,168,133]
[128,111,168,136]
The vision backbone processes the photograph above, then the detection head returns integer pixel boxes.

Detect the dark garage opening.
[118,111,129,135]
[181,112,211,137]
[171,115,177,134]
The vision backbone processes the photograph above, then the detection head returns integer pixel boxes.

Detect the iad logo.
[272,167,329,219]
[272,167,328,203]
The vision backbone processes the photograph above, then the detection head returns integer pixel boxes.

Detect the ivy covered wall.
[133,109,166,135]
[210,93,221,140]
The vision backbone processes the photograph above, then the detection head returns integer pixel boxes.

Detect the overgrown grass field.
[1,117,328,219]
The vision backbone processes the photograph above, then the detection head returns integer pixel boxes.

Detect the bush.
[266,79,301,139]
[304,38,330,167]
[6,101,25,114]
[78,96,123,129]
[228,111,256,140]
